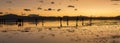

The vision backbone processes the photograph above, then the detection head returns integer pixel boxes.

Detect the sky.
[0,0,120,16]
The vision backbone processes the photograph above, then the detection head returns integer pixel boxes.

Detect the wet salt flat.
[0,20,120,43]
[0,25,120,43]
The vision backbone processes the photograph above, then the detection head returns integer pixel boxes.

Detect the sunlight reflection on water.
[0,20,120,43]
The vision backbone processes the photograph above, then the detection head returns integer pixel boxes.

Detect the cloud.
[51,2,55,4]
[0,12,3,14]
[6,1,12,4]
[57,9,61,12]
[111,0,120,1]
[37,7,42,10]
[68,5,75,8]
[24,9,31,11]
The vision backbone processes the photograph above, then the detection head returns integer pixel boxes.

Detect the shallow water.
[0,20,120,28]
[0,20,120,43]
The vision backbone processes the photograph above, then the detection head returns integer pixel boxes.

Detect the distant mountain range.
[0,14,120,22]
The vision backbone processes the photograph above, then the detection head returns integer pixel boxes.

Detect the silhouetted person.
[16,19,18,25]
[0,19,2,24]
[76,17,79,27]
[0,19,5,24]
[42,18,44,26]
[60,18,62,27]
[17,19,23,27]
[0,19,1,24]
[67,17,69,26]
[3,19,5,24]
[35,19,38,26]
[82,17,84,26]
[89,17,92,26]
[18,19,22,22]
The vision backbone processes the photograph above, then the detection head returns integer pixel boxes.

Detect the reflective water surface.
[0,20,120,43]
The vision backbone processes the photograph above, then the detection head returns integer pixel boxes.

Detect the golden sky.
[0,0,120,16]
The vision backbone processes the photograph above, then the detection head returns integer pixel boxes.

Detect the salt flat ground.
[0,25,120,43]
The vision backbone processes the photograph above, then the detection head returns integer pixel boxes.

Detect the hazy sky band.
[0,0,120,16]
